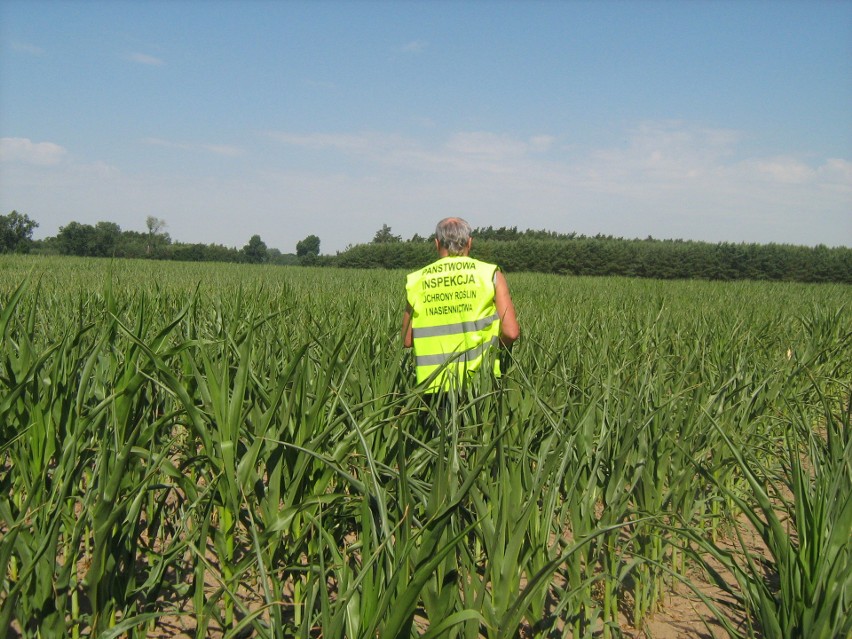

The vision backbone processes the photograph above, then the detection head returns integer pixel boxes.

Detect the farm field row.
[1,255,850,638]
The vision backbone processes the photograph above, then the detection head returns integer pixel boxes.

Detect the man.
[402,217,520,392]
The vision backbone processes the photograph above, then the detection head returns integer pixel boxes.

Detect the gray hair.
[435,217,472,255]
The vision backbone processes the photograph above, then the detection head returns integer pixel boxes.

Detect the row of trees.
[0,212,315,265]
[2,211,850,283]
[336,235,852,283]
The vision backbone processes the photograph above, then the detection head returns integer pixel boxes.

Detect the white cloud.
[10,41,45,56]
[445,132,529,158]
[202,144,245,157]
[529,135,555,153]
[129,52,164,66]
[141,137,244,156]
[816,158,852,192]
[78,161,121,179]
[401,40,427,53]
[0,138,67,165]
[584,121,742,185]
[268,130,558,178]
[142,137,184,149]
[266,131,407,155]
[4,123,849,252]
[738,157,816,184]
[410,116,436,129]
[260,125,843,208]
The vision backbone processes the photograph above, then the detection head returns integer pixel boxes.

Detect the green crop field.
[1,255,849,638]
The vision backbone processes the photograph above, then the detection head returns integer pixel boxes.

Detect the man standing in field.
[402,217,520,392]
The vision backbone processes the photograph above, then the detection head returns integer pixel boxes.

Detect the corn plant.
[1,256,849,638]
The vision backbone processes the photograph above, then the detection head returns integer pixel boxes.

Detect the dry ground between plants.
[3,448,773,639]
[140,541,755,639]
[4,451,774,638]
[9,524,762,639]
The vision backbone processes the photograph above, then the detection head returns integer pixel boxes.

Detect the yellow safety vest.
[405,256,502,391]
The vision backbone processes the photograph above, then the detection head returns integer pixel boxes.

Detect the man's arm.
[494,271,519,345]
[401,302,413,348]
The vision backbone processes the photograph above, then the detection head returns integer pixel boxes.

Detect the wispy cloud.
[266,123,850,197]
[445,132,531,158]
[142,137,244,156]
[142,137,179,148]
[739,157,815,185]
[268,130,555,184]
[4,124,847,252]
[268,130,554,169]
[261,122,851,246]
[266,131,407,155]
[529,136,555,153]
[0,137,66,165]
[202,144,245,157]
[410,116,436,129]
[817,158,852,192]
[10,41,45,56]
[401,40,427,53]
[129,52,165,66]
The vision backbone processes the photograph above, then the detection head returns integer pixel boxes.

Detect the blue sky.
[1,0,850,254]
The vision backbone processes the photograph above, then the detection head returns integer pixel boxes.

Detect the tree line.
[0,212,309,265]
[336,234,851,283]
[2,211,850,283]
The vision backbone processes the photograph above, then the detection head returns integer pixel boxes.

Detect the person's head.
[435,217,472,256]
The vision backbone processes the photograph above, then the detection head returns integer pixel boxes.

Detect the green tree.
[116,230,150,258]
[57,221,97,256]
[0,210,39,253]
[146,215,166,235]
[92,221,121,257]
[242,234,269,264]
[145,216,168,255]
[268,248,299,266]
[296,234,321,257]
[372,224,401,243]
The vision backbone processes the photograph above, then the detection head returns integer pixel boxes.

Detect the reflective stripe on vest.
[414,335,500,368]
[411,312,499,339]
